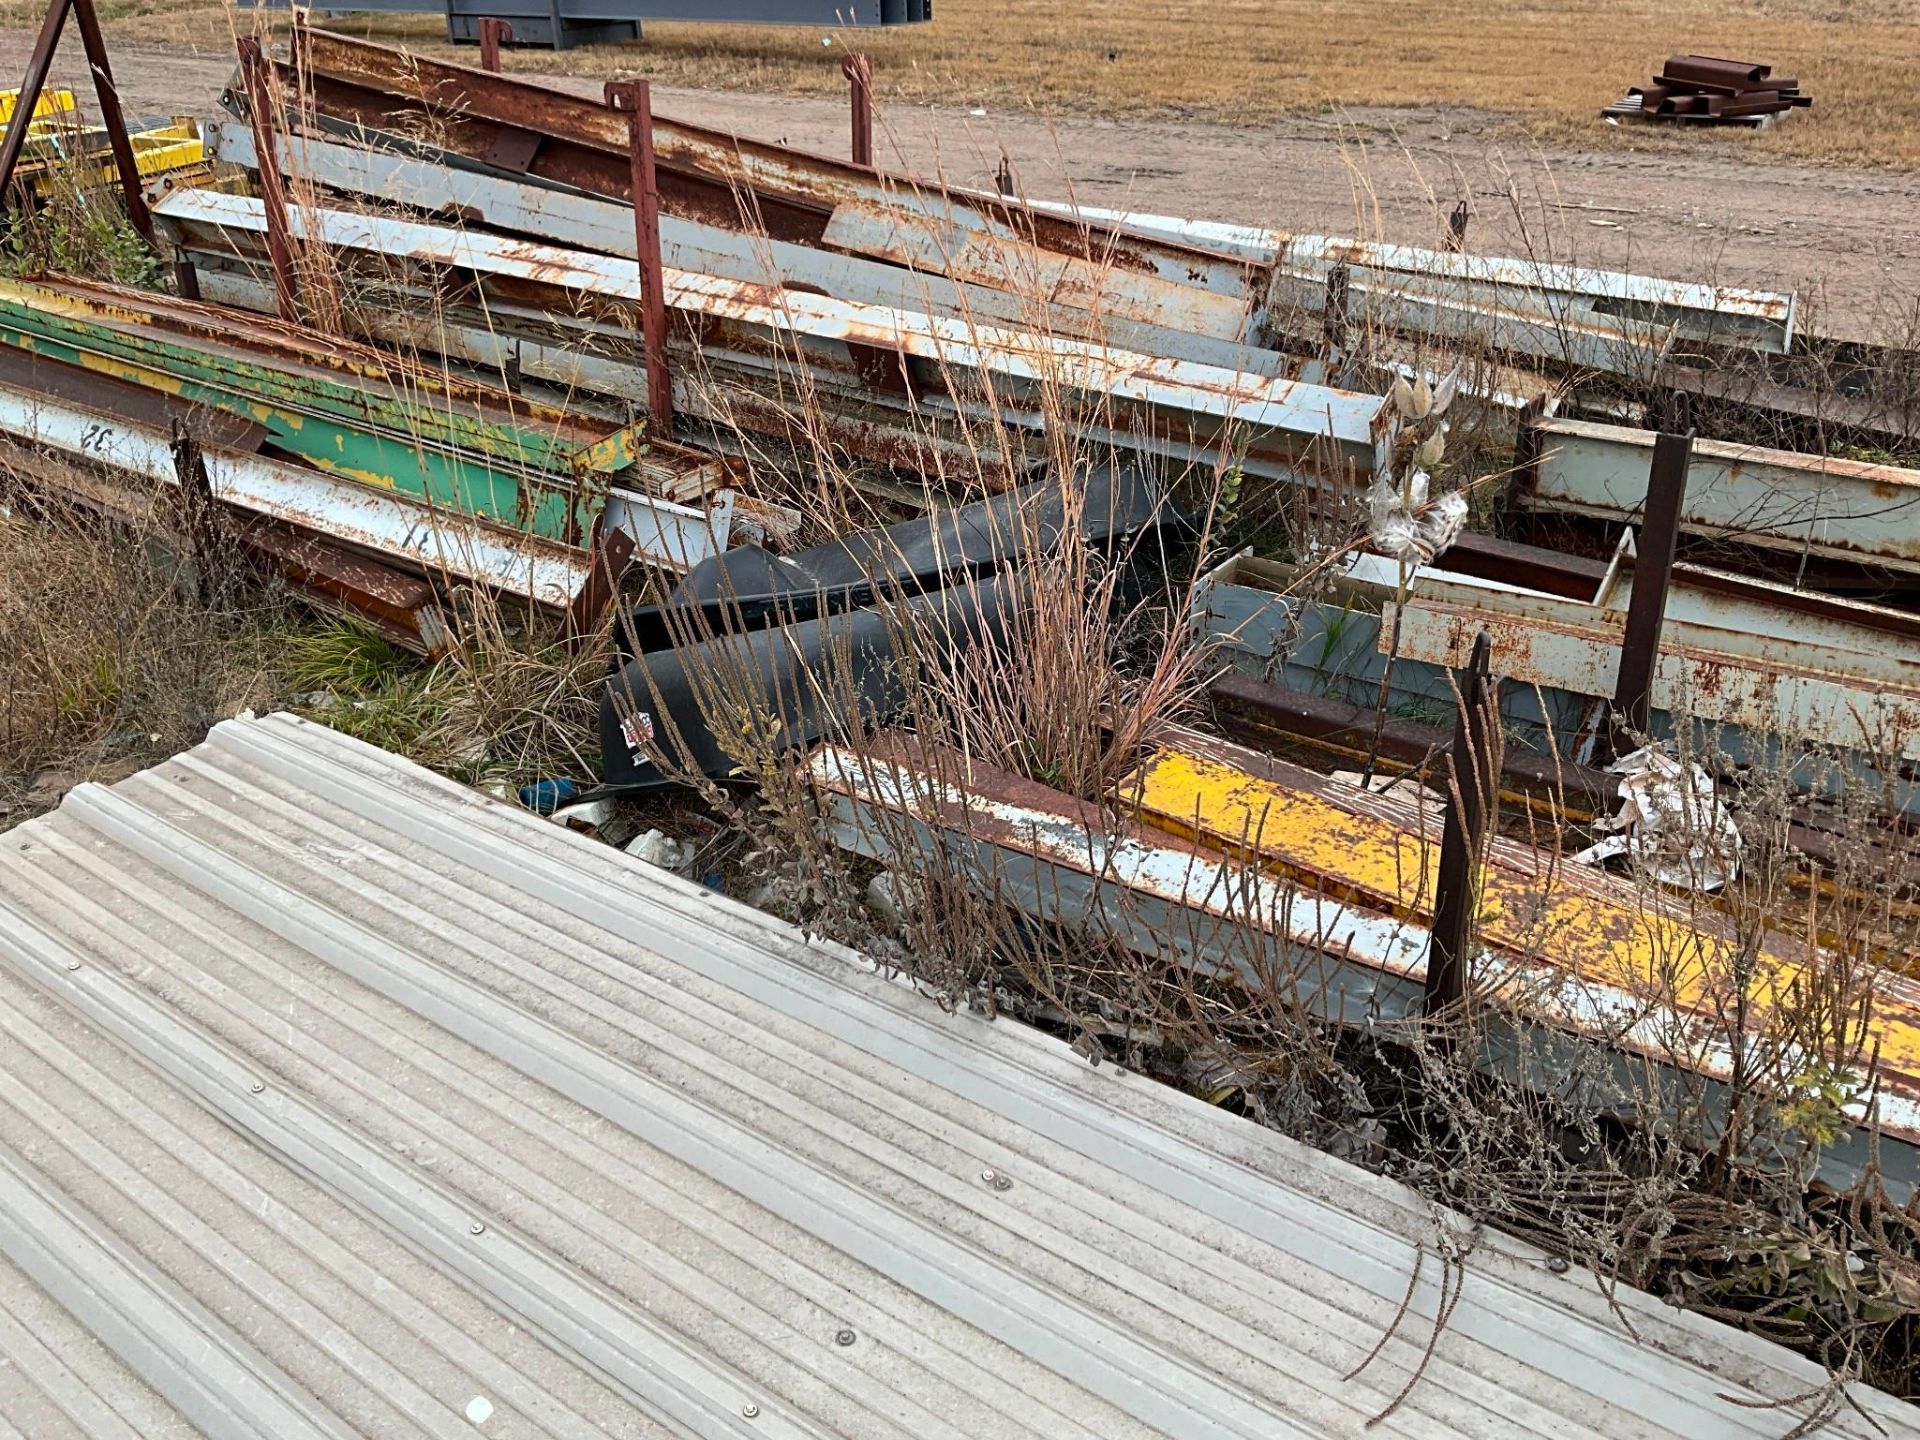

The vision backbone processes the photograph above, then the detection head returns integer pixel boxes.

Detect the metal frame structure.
[0,0,151,241]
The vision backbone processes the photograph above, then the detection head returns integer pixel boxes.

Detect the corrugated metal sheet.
[0,713,1913,1439]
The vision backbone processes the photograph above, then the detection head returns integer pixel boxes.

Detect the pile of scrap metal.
[1607,54,1813,127]
[812,720,1920,1196]
[598,464,1176,787]
[0,273,743,652]
[161,28,1401,497]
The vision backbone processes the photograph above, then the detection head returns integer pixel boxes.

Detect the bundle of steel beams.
[1192,538,1920,816]
[1610,54,1813,126]
[0,273,743,645]
[811,727,1920,1197]
[1027,202,1799,365]
[155,189,1397,489]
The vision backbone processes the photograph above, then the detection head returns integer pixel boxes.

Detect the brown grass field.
[29,0,1920,170]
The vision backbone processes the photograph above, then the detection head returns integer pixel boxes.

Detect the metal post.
[479,17,511,72]
[1426,629,1495,1017]
[561,520,635,647]
[1445,198,1469,253]
[843,53,873,168]
[169,419,223,603]
[0,0,73,211]
[1606,430,1692,760]
[237,37,300,326]
[69,0,151,243]
[604,79,673,433]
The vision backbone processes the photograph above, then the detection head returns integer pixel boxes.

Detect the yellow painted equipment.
[1120,733,1920,1098]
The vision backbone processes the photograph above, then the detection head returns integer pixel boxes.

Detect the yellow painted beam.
[1122,742,1920,1081]
[0,88,76,126]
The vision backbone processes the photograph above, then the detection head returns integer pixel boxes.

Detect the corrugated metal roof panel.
[0,712,1912,1439]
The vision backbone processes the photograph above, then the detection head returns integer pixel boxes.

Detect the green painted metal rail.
[0,276,644,543]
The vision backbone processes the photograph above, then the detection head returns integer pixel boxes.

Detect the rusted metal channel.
[1519,415,1920,578]
[276,31,1264,301]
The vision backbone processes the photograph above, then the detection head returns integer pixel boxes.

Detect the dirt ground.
[8,29,1920,341]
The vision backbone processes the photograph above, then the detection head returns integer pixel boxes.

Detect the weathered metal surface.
[1029,202,1795,356]
[1524,416,1920,574]
[187,259,1013,487]
[0,384,592,606]
[1193,547,1920,814]
[21,712,1900,1438]
[241,518,454,654]
[0,273,678,544]
[204,119,1291,378]
[1340,544,1920,685]
[812,734,1920,1201]
[154,188,1396,483]
[1607,431,1691,757]
[817,198,1264,349]
[604,78,673,429]
[1385,598,1920,764]
[1425,631,1495,1013]
[237,35,299,324]
[287,30,1259,298]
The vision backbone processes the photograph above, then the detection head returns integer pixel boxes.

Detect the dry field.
[36,0,1920,169]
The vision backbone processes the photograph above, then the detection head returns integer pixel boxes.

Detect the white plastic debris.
[550,798,616,833]
[1572,746,1742,891]
[625,827,695,871]
[1331,769,1447,807]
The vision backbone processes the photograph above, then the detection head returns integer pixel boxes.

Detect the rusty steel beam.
[280,30,1260,298]
[561,521,636,648]
[843,52,873,169]
[477,16,511,71]
[1607,431,1691,759]
[604,79,672,433]
[237,37,300,325]
[1426,629,1495,1017]
[66,0,151,242]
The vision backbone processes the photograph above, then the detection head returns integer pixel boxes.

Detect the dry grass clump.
[43,0,1920,170]
[0,470,290,827]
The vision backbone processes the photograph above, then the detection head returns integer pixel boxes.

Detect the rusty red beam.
[1606,430,1691,759]
[478,17,511,72]
[237,36,300,325]
[843,53,873,168]
[604,78,673,433]
[1425,630,1496,1017]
